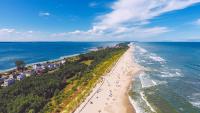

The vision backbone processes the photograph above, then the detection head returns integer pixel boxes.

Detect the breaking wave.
[149,53,166,63]
[138,72,167,88]
[189,93,200,108]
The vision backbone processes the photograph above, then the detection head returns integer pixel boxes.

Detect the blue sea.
[131,42,200,113]
[0,42,118,71]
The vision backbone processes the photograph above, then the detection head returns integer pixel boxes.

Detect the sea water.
[0,42,118,71]
[131,42,200,113]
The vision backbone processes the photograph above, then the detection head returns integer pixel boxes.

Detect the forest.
[0,43,129,113]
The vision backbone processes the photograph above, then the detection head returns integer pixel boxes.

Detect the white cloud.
[126,27,170,36]
[53,0,200,41]
[0,28,16,34]
[51,26,170,41]
[196,18,200,25]
[93,0,200,31]
[0,28,41,41]
[39,12,50,16]
[0,28,35,35]
[27,30,33,33]
[89,2,98,7]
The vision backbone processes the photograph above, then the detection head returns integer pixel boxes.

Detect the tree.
[15,60,26,71]
[0,43,129,113]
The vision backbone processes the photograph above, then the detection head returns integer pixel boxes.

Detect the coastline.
[0,42,118,73]
[0,53,80,73]
[74,44,141,113]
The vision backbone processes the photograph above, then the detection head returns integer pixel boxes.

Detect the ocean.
[131,42,200,113]
[0,42,118,72]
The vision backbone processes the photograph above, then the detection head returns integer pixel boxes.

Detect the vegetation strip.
[0,43,129,113]
[44,45,126,113]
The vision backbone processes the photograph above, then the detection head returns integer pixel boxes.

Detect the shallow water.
[131,42,200,113]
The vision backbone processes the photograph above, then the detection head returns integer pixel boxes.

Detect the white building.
[17,73,25,81]
[33,64,45,70]
[1,78,15,87]
[9,74,14,79]
[24,71,33,77]
[61,60,66,64]
[0,78,4,83]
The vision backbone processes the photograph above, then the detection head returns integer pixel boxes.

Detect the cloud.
[27,30,33,33]
[53,0,200,41]
[0,28,16,34]
[196,18,200,25]
[89,2,98,7]
[51,26,170,41]
[93,0,200,31]
[0,28,40,41]
[39,12,51,17]
[0,28,35,35]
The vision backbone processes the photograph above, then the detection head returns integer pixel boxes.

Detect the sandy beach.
[74,44,140,113]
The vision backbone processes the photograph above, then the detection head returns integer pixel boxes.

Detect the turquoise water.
[132,42,200,113]
[0,42,118,71]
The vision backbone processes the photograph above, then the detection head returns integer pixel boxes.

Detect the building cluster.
[0,59,66,87]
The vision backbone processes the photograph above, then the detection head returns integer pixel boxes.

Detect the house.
[24,70,33,77]
[61,60,66,64]
[89,48,98,51]
[17,73,25,81]
[47,63,55,70]
[54,63,59,68]
[33,64,41,70]
[1,78,15,87]
[33,64,46,74]
[1,75,8,80]
[0,78,4,84]
[33,64,46,70]
[9,74,14,79]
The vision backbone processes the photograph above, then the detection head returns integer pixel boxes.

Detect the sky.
[0,0,200,42]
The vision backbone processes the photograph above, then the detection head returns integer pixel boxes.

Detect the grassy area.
[42,49,126,113]
[81,60,93,66]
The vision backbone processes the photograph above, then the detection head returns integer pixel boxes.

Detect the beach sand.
[73,45,140,113]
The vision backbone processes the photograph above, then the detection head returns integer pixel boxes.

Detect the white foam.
[128,96,144,113]
[136,46,148,54]
[139,72,157,88]
[140,92,156,112]
[152,80,157,86]
[190,101,200,108]
[147,62,154,64]
[149,53,166,63]
[160,69,183,78]
[139,71,167,88]
[189,93,200,108]
[135,46,166,65]
[59,54,79,59]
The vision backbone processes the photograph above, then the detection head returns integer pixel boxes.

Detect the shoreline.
[124,81,136,113]
[0,53,80,73]
[0,42,118,73]
[74,44,141,113]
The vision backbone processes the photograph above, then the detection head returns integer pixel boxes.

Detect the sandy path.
[74,45,140,113]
